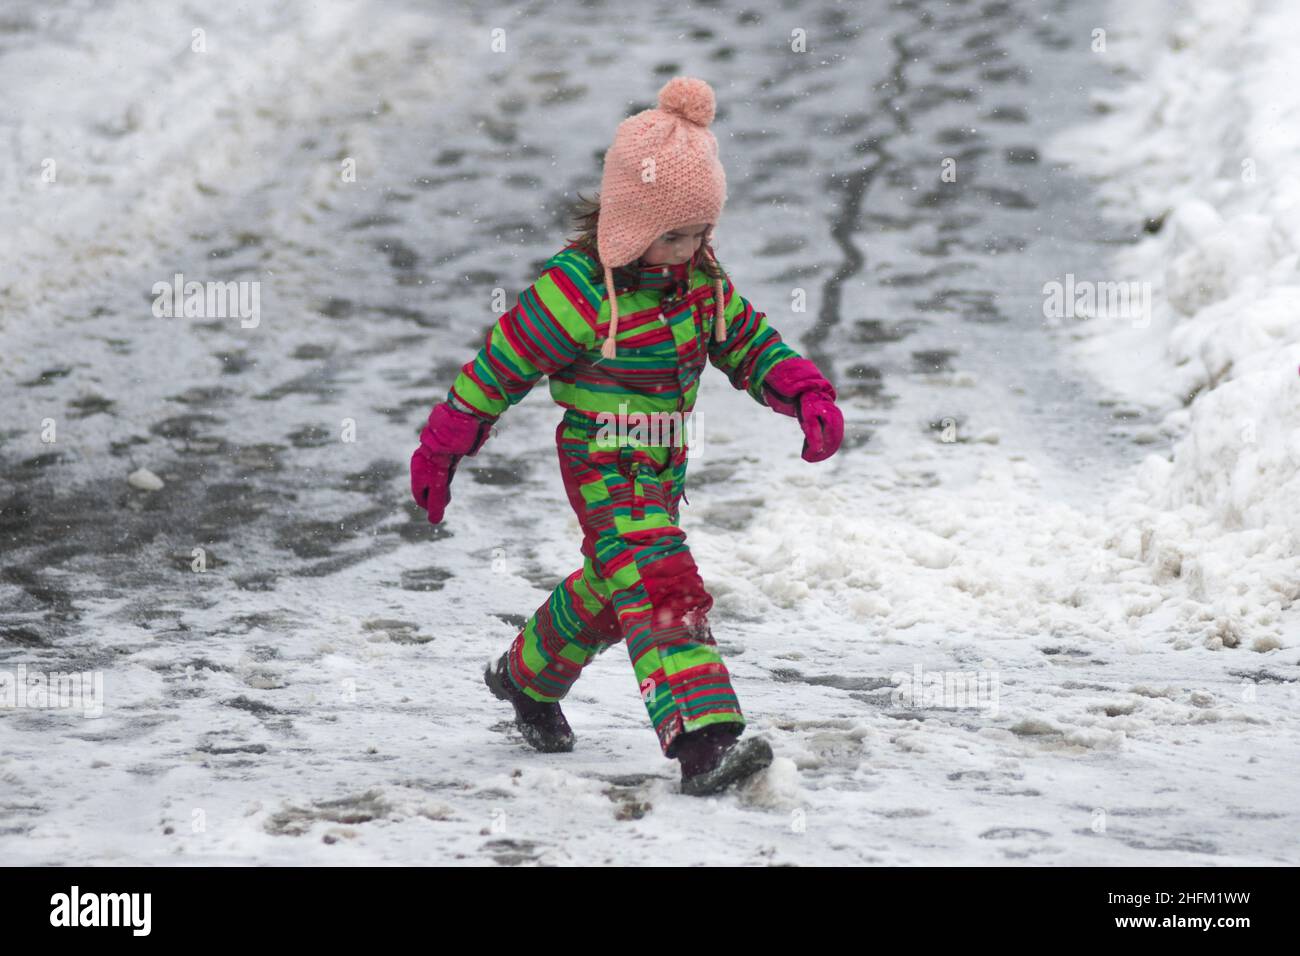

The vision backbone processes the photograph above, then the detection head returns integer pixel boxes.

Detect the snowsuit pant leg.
[549,418,746,758]
[503,556,623,703]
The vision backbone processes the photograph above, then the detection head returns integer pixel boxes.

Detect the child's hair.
[565,190,726,294]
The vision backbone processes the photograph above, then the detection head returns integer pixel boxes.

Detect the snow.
[128,468,165,491]
[1045,0,1300,652]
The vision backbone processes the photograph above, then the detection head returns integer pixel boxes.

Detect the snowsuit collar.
[601,243,727,360]
[631,256,694,296]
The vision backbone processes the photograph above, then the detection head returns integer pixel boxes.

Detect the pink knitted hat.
[596,76,729,359]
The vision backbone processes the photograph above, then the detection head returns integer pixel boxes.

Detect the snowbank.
[1041,0,1300,645]
[0,0,430,331]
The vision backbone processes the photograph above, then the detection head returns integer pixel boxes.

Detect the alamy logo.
[1042,273,1151,328]
[891,662,1000,716]
[593,403,706,458]
[49,886,151,936]
[0,664,103,718]
[152,272,261,328]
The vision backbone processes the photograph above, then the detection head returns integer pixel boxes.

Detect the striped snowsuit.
[446,243,802,757]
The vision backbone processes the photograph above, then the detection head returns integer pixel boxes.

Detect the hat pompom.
[658,76,716,127]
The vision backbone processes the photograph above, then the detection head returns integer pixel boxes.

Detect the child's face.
[640,223,711,267]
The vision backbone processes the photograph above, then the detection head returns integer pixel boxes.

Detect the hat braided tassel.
[709,245,727,344]
[601,264,620,360]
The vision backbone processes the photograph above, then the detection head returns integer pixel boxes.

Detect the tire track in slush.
[805,28,912,376]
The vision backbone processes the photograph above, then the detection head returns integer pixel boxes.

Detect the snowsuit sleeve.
[446,260,601,422]
[707,274,803,406]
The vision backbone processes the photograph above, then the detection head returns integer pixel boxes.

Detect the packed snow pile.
[700,449,1289,654]
[0,0,427,329]
[1040,0,1300,646]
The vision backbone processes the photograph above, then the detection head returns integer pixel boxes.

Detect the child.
[410,76,844,796]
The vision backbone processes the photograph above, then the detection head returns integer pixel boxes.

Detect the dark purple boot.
[483,654,575,753]
[675,723,773,796]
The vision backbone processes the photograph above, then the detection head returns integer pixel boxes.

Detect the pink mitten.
[761,358,844,463]
[410,402,493,524]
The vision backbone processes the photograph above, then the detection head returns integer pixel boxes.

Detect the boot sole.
[483,659,575,754]
[681,737,774,797]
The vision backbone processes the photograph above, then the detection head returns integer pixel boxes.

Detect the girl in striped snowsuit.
[410,77,844,796]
